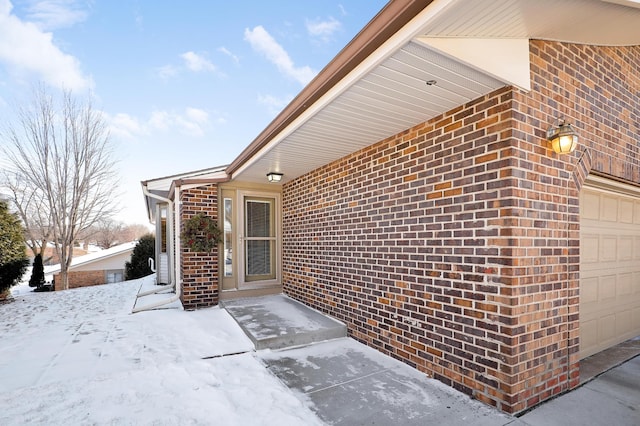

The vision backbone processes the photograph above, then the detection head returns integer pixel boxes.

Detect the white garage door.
[580,176,640,359]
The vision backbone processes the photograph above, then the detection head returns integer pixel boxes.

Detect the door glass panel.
[224,198,233,277]
[160,205,167,253]
[246,240,272,275]
[246,200,273,237]
[244,197,276,282]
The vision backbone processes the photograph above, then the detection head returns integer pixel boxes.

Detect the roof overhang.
[227,0,640,185]
[141,166,228,222]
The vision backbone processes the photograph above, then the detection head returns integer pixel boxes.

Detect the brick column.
[179,185,220,309]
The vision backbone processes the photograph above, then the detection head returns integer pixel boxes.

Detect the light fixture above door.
[266,172,283,183]
[547,119,578,154]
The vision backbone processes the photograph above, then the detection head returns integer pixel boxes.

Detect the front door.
[239,193,279,287]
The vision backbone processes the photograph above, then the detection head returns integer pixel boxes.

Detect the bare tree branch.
[1,85,120,290]
[1,171,52,258]
[92,218,124,249]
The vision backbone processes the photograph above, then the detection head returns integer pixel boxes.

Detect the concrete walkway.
[259,338,520,425]
[225,294,640,426]
[224,294,521,425]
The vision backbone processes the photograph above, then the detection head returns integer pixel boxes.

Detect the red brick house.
[142,0,640,414]
[49,242,135,290]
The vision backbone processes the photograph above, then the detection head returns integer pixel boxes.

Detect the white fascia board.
[145,168,227,192]
[602,0,640,9]
[231,0,457,179]
[46,242,136,272]
[416,37,531,91]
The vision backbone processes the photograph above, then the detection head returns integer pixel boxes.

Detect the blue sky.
[0,0,387,224]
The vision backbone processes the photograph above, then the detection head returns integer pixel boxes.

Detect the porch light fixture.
[267,172,283,183]
[547,119,578,154]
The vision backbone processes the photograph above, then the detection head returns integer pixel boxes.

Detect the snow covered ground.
[1,276,323,425]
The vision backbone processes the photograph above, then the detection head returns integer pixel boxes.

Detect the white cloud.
[244,25,316,86]
[24,0,88,30]
[158,108,208,137]
[174,116,204,136]
[218,46,239,64]
[158,51,222,81]
[258,93,293,116]
[106,107,216,141]
[181,51,216,73]
[148,110,170,131]
[306,17,341,39]
[185,107,208,124]
[156,64,177,81]
[0,1,10,15]
[108,112,148,140]
[0,0,92,91]
[134,9,143,31]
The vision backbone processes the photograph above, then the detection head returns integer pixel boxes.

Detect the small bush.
[29,253,45,287]
[125,234,155,280]
[0,258,29,296]
[0,200,29,296]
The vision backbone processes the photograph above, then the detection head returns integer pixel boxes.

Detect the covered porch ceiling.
[230,0,640,185]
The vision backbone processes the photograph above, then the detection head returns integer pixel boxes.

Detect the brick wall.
[54,270,107,290]
[523,41,640,185]
[506,41,640,410]
[179,184,220,309]
[281,41,639,413]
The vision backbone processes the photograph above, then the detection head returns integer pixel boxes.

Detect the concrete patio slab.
[224,293,639,425]
[259,338,523,426]
[221,294,347,350]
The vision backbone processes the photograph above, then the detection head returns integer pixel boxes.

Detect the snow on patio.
[0,276,323,425]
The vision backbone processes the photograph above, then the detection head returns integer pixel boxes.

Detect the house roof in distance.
[44,241,137,276]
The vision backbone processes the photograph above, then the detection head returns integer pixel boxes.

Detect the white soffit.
[233,41,505,184]
[422,0,640,46]
[232,0,640,184]
[416,37,531,91]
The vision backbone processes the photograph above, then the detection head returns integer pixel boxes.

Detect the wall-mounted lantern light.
[266,172,283,183]
[547,119,578,154]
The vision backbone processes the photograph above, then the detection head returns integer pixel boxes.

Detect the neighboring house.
[141,0,640,414]
[40,245,89,266]
[47,242,136,290]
